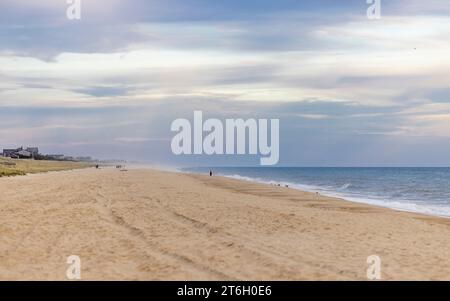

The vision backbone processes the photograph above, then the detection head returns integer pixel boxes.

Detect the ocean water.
[183,167,450,218]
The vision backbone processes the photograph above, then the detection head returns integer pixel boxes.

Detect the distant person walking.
[209,170,213,177]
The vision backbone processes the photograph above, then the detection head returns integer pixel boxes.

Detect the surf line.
[171,111,279,166]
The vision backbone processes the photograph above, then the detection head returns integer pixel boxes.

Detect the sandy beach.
[0,167,449,280]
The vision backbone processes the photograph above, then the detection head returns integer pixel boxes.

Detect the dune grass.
[0,157,93,177]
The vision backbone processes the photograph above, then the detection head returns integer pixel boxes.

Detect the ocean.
[183,167,450,218]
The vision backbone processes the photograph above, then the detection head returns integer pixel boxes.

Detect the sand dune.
[0,168,449,280]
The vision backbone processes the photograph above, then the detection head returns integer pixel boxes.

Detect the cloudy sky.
[1,0,450,166]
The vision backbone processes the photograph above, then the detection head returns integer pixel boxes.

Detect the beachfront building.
[17,150,32,159]
[2,148,22,157]
[26,147,39,157]
[2,147,39,159]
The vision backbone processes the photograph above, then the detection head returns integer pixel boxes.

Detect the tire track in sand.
[93,174,233,280]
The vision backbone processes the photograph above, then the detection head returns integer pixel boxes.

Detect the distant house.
[2,146,39,159]
[26,147,39,157]
[17,150,32,159]
[3,147,23,158]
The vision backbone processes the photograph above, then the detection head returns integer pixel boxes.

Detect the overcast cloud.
[0,0,449,166]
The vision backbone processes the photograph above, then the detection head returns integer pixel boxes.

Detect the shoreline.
[185,170,450,221]
[4,164,448,220]
[1,167,450,280]
[182,168,450,220]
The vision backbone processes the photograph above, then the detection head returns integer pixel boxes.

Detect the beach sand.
[0,168,449,280]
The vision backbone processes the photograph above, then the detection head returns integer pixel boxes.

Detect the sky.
[1,0,450,167]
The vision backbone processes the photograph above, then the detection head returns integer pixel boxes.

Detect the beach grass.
[0,157,93,177]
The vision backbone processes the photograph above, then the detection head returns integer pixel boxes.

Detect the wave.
[339,183,351,190]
